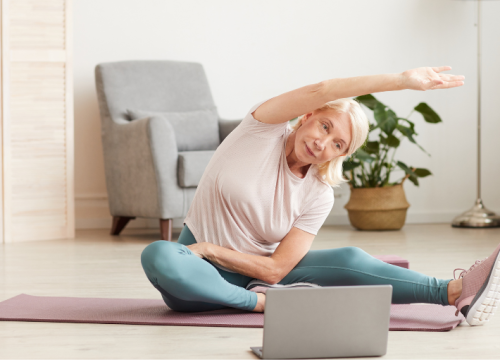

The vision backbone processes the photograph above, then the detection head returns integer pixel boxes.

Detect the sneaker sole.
[466,250,500,326]
[246,281,320,291]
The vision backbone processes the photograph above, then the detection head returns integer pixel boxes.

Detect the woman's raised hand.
[401,66,465,91]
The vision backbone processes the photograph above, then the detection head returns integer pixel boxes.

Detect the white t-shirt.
[184,99,334,272]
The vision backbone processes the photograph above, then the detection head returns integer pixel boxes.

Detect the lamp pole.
[452,0,500,228]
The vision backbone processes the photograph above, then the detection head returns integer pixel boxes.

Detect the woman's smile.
[305,143,316,157]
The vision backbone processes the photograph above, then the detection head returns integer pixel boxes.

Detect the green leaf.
[386,134,400,148]
[414,168,432,177]
[396,161,419,186]
[396,124,416,143]
[382,109,398,135]
[373,103,387,126]
[396,161,412,173]
[398,118,416,133]
[355,148,375,164]
[374,103,397,135]
[380,134,398,147]
[355,94,380,110]
[407,176,419,186]
[396,123,429,155]
[343,161,361,171]
[364,141,380,154]
[414,103,442,124]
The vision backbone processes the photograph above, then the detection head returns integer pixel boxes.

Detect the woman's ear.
[302,112,313,123]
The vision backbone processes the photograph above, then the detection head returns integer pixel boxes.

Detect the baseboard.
[76,212,457,231]
[324,210,461,226]
[75,216,185,232]
[75,193,185,231]
[75,193,486,230]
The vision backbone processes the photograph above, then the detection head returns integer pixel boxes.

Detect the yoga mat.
[0,294,464,332]
[373,255,409,269]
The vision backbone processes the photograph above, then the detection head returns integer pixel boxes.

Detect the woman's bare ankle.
[252,293,266,312]
[448,278,463,305]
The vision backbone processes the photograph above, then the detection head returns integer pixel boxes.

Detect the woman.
[141,66,500,326]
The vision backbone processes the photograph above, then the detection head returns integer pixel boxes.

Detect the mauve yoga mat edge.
[0,319,457,332]
[0,317,262,328]
[0,294,262,328]
[0,293,464,331]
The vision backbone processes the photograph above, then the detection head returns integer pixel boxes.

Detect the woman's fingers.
[432,66,452,73]
[402,66,464,91]
[439,74,466,81]
[433,73,465,89]
[431,80,465,89]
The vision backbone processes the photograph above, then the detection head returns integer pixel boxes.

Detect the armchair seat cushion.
[127,108,220,151]
[178,150,216,188]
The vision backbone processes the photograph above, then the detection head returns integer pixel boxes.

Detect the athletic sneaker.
[453,242,500,326]
[245,279,321,294]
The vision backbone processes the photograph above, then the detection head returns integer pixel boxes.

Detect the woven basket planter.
[344,183,410,231]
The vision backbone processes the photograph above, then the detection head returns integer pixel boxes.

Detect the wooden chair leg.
[160,219,173,241]
[111,216,135,235]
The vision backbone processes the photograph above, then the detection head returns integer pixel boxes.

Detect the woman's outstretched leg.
[141,226,257,312]
[279,246,452,305]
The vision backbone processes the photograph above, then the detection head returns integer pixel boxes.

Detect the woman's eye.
[322,123,328,131]
[335,143,341,150]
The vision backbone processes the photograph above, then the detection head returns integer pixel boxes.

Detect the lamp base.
[452,199,500,228]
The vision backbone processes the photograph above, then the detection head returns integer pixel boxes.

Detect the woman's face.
[295,109,352,164]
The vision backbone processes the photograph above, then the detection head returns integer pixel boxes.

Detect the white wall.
[73,0,500,230]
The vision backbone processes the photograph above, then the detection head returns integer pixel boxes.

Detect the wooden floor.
[1,224,500,359]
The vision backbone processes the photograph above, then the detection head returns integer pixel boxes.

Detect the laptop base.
[250,346,263,358]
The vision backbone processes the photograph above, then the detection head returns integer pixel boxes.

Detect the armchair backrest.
[95,60,217,124]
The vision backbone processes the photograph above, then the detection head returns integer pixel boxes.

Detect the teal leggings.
[141,225,451,312]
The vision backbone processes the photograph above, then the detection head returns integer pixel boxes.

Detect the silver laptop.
[251,285,392,359]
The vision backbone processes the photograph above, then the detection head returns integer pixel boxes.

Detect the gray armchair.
[95,60,242,240]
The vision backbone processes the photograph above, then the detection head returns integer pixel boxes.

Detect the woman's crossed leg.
[141,226,454,312]
[141,239,258,312]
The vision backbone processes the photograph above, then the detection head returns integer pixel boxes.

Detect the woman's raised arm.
[252,66,465,125]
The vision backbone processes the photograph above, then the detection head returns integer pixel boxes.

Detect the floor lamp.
[452,0,500,227]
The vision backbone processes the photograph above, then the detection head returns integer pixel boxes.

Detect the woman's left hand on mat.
[401,66,465,91]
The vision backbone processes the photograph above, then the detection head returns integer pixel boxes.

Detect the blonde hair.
[291,98,369,187]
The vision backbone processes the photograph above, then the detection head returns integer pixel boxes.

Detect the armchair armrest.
[218,118,243,143]
[147,116,187,218]
[102,115,181,218]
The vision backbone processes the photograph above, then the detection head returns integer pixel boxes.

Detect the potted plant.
[343,94,442,230]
